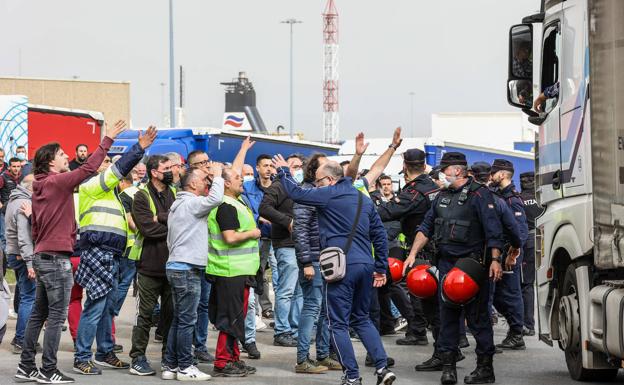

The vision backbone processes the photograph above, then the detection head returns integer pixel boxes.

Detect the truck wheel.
[560,265,618,381]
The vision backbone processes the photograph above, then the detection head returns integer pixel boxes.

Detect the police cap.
[439,152,467,170]
[403,148,426,164]
[468,161,491,176]
[490,159,514,174]
[520,171,534,180]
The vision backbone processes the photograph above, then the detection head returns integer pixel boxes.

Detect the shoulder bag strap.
[344,191,364,254]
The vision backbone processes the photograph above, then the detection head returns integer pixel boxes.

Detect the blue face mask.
[16,153,26,161]
[133,181,140,187]
[293,169,304,184]
[243,175,255,183]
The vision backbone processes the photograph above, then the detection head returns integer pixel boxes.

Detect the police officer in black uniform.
[405,152,504,385]
[518,171,542,336]
[375,149,439,346]
[489,159,528,351]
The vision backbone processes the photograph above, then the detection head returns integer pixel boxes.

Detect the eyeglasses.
[315,175,330,184]
[191,160,209,167]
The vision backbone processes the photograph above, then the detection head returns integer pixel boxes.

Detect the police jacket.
[418,177,504,257]
[292,182,321,267]
[520,189,541,233]
[259,179,294,249]
[78,142,145,255]
[376,174,439,245]
[493,183,528,248]
[492,195,523,250]
[278,168,389,274]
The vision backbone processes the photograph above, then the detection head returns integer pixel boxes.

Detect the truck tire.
[561,265,618,381]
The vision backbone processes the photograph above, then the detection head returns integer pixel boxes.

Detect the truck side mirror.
[507,24,533,109]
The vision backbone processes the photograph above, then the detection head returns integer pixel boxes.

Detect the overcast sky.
[0,0,539,141]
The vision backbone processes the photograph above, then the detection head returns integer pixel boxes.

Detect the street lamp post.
[281,18,302,139]
[169,0,176,128]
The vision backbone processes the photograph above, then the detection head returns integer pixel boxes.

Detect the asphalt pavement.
[1,293,621,385]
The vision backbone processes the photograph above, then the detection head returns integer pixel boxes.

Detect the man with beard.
[69,144,89,171]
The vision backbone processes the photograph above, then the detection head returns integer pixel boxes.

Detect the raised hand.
[392,126,403,149]
[105,120,128,139]
[355,132,369,156]
[138,126,158,149]
[241,136,256,151]
[272,154,289,169]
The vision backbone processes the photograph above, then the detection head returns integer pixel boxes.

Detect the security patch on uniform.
[515,211,523,216]
[487,203,494,209]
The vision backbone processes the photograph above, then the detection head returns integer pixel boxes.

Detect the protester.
[73,126,157,375]
[15,120,126,384]
[259,154,304,348]
[128,154,177,376]
[242,164,255,181]
[207,137,260,377]
[5,174,35,354]
[291,153,341,373]
[163,164,224,381]
[16,146,32,177]
[0,147,8,174]
[69,144,89,171]
[274,155,397,385]
[0,157,23,251]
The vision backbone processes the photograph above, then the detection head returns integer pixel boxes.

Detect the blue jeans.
[274,247,303,337]
[297,263,329,363]
[194,277,211,353]
[165,268,202,370]
[114,257,135,316]
[326,263,387,380]
[245,287,256,344]
[75,257,119,362]
[0,213,6,251]
[7,254,36,344]
[268,243,279,294]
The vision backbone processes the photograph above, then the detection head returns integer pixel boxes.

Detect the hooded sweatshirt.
[32,137,112,254]
[166,177,224,267]
[5,185,34,268]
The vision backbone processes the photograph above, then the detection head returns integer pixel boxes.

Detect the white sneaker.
[255,316,267,331]
[176,365,211,381]
[161,365,178,380]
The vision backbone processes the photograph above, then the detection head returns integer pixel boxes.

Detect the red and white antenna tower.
[323,0,339,143]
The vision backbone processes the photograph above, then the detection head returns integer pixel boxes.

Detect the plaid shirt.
[75,246,116,301]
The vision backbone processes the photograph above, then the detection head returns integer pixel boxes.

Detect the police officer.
[468,162,492,184]
[519,172,542,336]
[374,149,441,345]
[404,152,504,385]
[489,159,528,351]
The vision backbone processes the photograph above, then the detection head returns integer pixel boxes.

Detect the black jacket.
[292,182,321,267]
[259,179,295,249]
[0,172,20,214]
[376,174,439,245]
[132,182,175,278]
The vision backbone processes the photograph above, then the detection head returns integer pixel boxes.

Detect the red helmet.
[388,258,404,282]
[441,258,487,306]
[406,262,438,299]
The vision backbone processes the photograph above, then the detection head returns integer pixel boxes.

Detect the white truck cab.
[507,0,624,381]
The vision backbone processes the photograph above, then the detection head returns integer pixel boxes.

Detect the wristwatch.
[388,143,399,150]
[491,257,501,263]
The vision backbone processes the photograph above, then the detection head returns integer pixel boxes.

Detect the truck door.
[536,21,564,204]
[560,0,590,195]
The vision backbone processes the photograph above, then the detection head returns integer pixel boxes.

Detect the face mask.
[353,178,365,189]
[293,169,304,184]
[161,171,174,185]
[243,175,254,183]
[438,172,451,188]
[133,181,140,187]
[16,153,26,161]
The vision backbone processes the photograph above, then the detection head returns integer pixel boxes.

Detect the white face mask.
[438,172,451,188]
[243,175,254,183]
[293,169,304,183]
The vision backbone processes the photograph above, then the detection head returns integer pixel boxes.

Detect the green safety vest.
[128,184,177,261]
[206,195,260,277]
[78,165,128,247]
[120,185,140,249]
